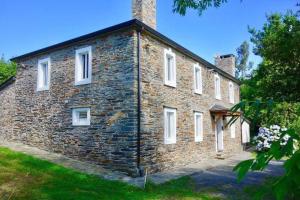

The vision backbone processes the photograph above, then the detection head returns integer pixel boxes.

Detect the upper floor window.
[194,112,203,142]
[75,46,92,85]
[37,57,51,91]
[229,81,234,104]
[214,74,221,100]
[194,64,202,94]
[164,49,176,87]
[72,108,90,126]
[164,107,176,144]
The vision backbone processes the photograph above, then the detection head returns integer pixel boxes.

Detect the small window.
[164,49,176,87]
[75,46,92,85]
[72,108,91,126]
[214,74,221,100]
[194,112,203,142]
[164,107,176,144]
[194,64,202,94]
[37,57,51,91]
[229,81,234,104]
[230,123,236,138]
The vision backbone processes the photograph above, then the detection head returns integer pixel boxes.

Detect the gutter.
[136,28,143,177]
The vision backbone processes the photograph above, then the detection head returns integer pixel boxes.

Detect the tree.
[235,41,253,79]
[248,12,300,102]
[173,0,228,15]
[0,56,16,85]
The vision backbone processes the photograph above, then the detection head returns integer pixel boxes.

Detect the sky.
[0,0,298,66]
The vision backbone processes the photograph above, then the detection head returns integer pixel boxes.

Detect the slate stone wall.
[132,0,156,29]
[0,82,15,141]
[10,30,139,176]
[139,33,243,173]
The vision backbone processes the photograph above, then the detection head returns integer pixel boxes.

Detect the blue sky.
[0,0,297,66]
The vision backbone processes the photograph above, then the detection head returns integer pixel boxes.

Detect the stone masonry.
[132,0,156,29]
[139,33,242,173]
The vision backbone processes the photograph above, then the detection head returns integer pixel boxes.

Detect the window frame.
[230,122,236,138]
[37,57,51,91]
[164,107,177,144]
[214,74,221,100]
[75,46,92,86]
[194,112,204,142]
[72,108,91,126]
[229,81,235,104]
[164,48,176,87]
[194,63,203,94]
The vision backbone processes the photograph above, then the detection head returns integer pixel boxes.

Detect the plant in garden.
[229,101,300,200]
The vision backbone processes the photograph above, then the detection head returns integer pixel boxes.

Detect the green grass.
[0,147,218,200]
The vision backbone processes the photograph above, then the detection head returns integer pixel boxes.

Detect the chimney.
[215,54,236,77]
[132,0,156,29]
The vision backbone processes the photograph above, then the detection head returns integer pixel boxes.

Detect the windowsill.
[37,87,49,92]
[164,82,176,88]
[164,140,176,145]
[194,91,202,95]
[75,79,91,86]
[72,124,90,127]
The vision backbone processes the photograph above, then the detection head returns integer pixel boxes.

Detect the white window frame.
[164,107,177,144]
[214,74,221,100]
[194,63,202,94]
[75,46,92,86]
[230,122,236,138]
[164,48,176,87]
[37,57,51,91]
[229,81,235,104]
[72,108,91,126]
[194,112,203,142]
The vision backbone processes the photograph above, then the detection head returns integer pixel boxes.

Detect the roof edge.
[0,76,16,91]
[10,19,240,84]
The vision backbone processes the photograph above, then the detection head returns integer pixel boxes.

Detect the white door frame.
[215,117,224,152]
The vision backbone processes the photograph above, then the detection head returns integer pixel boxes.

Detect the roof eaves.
[0,76,16,91]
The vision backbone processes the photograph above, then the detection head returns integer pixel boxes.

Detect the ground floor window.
[164,107,176,144]
[72,108,90,126]
[194,112,203,142]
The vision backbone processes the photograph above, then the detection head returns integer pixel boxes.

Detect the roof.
[10,19,240,84]
[0,76,16,91]
[210,104,240,116]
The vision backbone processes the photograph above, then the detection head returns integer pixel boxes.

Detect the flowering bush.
[253,125,290,151]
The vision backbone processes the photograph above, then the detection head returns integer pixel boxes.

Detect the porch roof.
[209,104,240,116]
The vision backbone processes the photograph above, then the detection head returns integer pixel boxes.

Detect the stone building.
[0,0,244,176]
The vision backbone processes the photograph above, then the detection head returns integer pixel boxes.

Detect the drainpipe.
[136,28,143,177]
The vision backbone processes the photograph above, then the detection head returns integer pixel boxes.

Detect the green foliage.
[230,100,300,200]
[235,41,253,79]
[173,0,228,15]
[0,56,16,85]
[248,12,300,102]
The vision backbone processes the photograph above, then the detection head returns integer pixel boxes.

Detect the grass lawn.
[0,147,219,200]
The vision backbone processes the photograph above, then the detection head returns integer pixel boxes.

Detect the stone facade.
[138,33,242,173]
[0,80,15,141]
[7,30,140,176]
[132,0,156,29]
[0,21,243,176]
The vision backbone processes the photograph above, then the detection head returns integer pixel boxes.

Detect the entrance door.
[216,118,224,152]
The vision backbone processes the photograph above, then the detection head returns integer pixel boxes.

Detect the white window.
[230,123,236,138]
[194,64,202,94]
[72,108,91,126]
[164,49,176,87]
[214,74,221,100]
[37,57,51,91]
[164,107,176,144]
[194,112,203,142]
[229,81,234,104]
[75,46,92,85]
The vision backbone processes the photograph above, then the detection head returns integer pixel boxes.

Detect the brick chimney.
[132,0,156,29]
[215,54,236,77]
